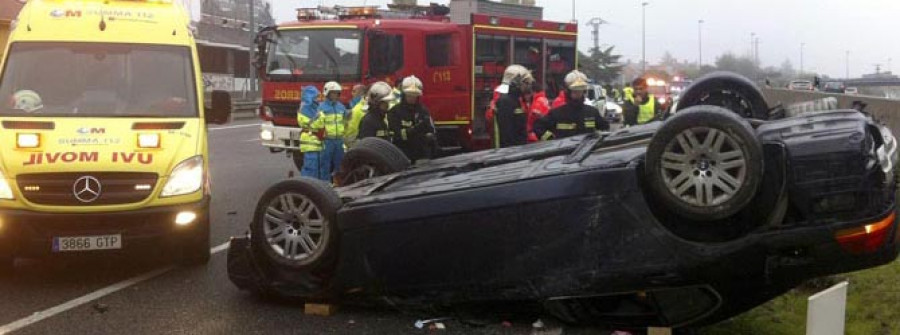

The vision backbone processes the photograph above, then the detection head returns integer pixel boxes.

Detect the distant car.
[228,72,900,329]
[604,101,622,123]
[823,81,846,93]
[788,80,814,91]
[585,84,607,111]
[845,87,859,95]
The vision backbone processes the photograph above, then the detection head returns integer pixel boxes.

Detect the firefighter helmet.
[12,90,43,113]
[401,75,424,96]
[323,81,342,97]
[368,82,395,103]
[502,65,534,88]
[564,70,590,91]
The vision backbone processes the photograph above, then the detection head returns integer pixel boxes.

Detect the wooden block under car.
[648,327,673,335]
[304,303,339,316]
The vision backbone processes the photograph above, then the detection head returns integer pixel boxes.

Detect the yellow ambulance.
[0,0,231,271]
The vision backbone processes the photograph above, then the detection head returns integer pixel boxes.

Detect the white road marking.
[209,123,262,131]
[243,138,261,142]
[0,241,231,334]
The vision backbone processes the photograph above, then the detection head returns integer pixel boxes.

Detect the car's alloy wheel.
[262,192,330,266]
[341,164,377,185]
[660,127,747,207]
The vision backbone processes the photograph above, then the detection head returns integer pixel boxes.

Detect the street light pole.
[642,2,648,73]
[800,42,805,76]
[698,19,703,66]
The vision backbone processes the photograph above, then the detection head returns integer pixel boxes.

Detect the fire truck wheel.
[336,138,411,186]
[675,71,770,120]
[645,105,763,222]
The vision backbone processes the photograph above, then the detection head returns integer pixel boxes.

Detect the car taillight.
[835,212,896,254]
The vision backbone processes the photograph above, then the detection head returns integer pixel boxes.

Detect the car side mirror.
[206,90,232,125]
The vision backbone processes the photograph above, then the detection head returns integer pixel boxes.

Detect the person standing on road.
[494,65,533,148]
[389,76,437,163]
[533,70,609,141]
[311,81,349,181]
[358,81,395,142]
[296,86,325,180]
[621,77,661,126]
[344,85,369,148]
[623,83,634,104]
[349,84,366,109]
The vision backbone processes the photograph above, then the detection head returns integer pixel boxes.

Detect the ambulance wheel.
[336,138,410,186]
[645,105,763,222]
[291,151,305,172]
[178,215,211,266]
[675,71,770,120]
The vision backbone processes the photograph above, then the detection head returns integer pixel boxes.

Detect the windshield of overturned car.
[265,29,361,81]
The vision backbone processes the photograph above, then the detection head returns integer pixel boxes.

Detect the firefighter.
[533,70,610,141]
[358,81,395,141]
[311,81,348,180]
[494,65,533,148]
[389,75,437,163]
[296,86,325,180]
[622,77,661,126]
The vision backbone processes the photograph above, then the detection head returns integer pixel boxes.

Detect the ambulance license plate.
[53,235,122,252]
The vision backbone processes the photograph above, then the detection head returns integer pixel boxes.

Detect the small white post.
[806,281,849,335]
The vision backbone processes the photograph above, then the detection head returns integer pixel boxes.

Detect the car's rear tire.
[248,179,342,299]
[291,151,304,172]
[645,105,764,221]
[676,71,770,120]
[336,137,410,186]
[178,215,211,266]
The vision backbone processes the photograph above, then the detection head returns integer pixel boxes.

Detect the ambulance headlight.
[161,156,204,197]
[16,133,40,148]
[138,133,160,148]
[0,170,13,200]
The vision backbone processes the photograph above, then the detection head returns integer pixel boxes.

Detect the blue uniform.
[297,86,326,181]
[311,99,349,180]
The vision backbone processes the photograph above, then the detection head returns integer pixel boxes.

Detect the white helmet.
[564,70,590,91]
[12,90,43,113]
[323,81,342,97]
[502,65,533,88]
[401,75,424,96]
[368,82,395,103]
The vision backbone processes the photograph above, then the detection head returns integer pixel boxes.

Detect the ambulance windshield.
[265,29,361,81]
[0,42,197,117]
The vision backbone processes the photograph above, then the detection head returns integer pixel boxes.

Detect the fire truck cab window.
[266,29,361,80]
[369,33,404,76]
[426,33,458,67]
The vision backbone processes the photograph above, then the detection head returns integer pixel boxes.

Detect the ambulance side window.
[369,33,404,76]
[425,33,458,67]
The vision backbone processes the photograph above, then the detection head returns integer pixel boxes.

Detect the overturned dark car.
[227,72,899,329]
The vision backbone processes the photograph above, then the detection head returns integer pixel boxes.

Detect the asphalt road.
[0,120,618,335]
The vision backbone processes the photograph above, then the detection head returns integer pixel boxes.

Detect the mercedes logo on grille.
[73,176,102,203]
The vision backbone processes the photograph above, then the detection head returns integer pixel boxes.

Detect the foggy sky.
[270,0,900,78]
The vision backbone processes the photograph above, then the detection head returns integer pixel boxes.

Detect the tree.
[779,59,796,79]
[579,46,624,84]
[660,51,678,67]
[714,53,758,79]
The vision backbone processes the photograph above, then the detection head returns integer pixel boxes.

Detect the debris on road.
[532,319,544,328]
[92,303,109,314]
[414,317,451,329]
[304,303,338,316]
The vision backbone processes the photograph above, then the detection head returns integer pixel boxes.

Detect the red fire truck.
[254,5,578,168]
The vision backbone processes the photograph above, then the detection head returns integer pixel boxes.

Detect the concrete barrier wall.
[762,88,900,137]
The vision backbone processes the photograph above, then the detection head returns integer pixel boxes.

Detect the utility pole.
[586,17,607,54]
[641,2,648,73]
[750,32,755,59]
[845,50,850,79]
[698,19,703,66]
[248,0,257,97]
[753,37,760,65]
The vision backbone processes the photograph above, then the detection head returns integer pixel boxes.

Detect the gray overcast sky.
[270,0,900,78]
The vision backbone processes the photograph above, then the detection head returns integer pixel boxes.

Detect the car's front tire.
[645,105,764,222]
[676,71,770,120]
